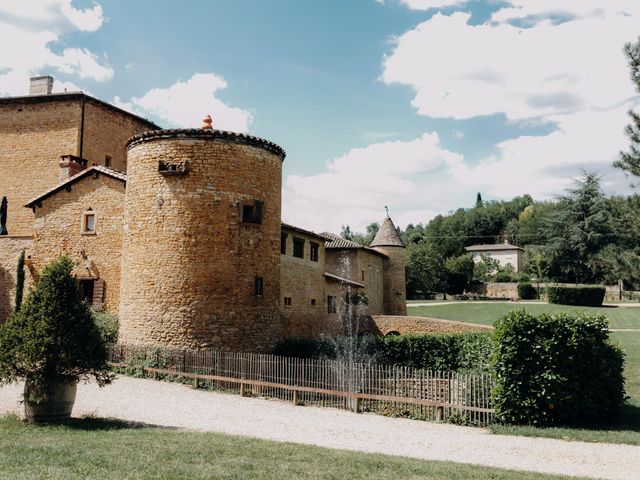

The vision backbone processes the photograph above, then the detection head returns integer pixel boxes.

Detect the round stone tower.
[118,128,285,352]
[370,215,407,316]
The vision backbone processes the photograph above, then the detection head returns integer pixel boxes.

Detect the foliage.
[14,250,25,313]
[92,310,119,344]
[405,241,446,297]
[546,285,606,307]
[443,254,474,294]
[339,223,379,246]
[492,311,625,426]
[517,283,537,300]
[615,37,640,180]
[473,254,501,282]
[0,256,113,397]
[274,332,493,373]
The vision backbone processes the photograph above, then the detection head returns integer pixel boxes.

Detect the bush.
[92,310,119,344]
[547,285,606,307]
[0,257,113,397]
[517,282,537,300]
[492,310,625,426]
[274,332,493,373]
[494,270,513,282]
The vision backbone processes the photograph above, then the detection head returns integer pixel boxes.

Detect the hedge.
[547,285,606,307]
[274,333,493,373]
[517,282,537,300]
[492,310,625,426]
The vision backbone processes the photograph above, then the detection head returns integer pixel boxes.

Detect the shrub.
[547,285,606,307]
[517,282,537,300]
[492,310,625,426]
[494,270,513,283]
[274,332,493,373]
[0,257,113,398]
[92,310,119,344]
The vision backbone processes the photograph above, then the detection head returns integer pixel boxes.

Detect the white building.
[465,241,524,272]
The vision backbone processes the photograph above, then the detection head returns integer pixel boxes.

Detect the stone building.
[0,76,406,352]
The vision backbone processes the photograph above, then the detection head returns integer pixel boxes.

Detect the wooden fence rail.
[108,344,495,425]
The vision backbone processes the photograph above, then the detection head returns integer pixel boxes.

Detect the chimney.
[29,76,53,95]
[59,155,88,182]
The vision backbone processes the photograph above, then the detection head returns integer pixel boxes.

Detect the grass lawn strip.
[0,415,582,480]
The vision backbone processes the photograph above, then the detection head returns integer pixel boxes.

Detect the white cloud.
[283,133,463,232]
[398,0,466,10]
[120,73,253,132]
[0,1,110,95]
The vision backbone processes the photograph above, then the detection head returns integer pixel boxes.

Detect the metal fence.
[108,344,495,426]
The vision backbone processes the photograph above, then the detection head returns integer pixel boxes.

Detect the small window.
[310,298,317,307]
[254,276,264,298]
[284,297,292,307]
[242,200,263,224]
[361,270,365,281]
[104,155,111,168]
[281,232,288,255]
[81,210,96,234]
[327,295,337,314]
[310,242,319,262]
[79,279,94,303]
[293,237,304,258]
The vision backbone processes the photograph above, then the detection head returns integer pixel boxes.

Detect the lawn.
[0,415,581,480]
[408,301,640,445]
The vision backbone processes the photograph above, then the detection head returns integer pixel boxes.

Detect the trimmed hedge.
[274,333,493,373]
[547,285,605,307]
[517,282,537,300]
[492,310,625,426]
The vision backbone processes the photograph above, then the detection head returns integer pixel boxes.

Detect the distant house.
[465,241,524,272]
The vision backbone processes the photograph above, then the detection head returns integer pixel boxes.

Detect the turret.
[370,214,406,316]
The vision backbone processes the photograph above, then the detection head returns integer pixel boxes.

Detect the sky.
[1,0,639,233]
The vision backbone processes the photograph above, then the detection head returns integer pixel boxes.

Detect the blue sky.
[0,1,639,232]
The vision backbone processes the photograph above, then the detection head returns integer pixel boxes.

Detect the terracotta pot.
[23,377,77,423]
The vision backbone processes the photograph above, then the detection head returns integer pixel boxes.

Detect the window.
[79,279,94,303]
[281,232,288,254]
[293,237,304,258]
[310,298,317,307]
[104,155,111,168]
[284,297,292,307]
[310,242,319,262]
[327,295,337,314]
[361,270,365,281]
[81,210,96,234]
[254,276,264,298]
[242,200,263,224]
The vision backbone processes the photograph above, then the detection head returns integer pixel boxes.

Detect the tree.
[405,241,446,297]
[340,225,354,241]
[475,192,483,208]
[444,254,474,295]
[543,172,613,283]
[14,249,25,312]
[614,37,640,180]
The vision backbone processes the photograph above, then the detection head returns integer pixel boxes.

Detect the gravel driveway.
[1,376,638,480]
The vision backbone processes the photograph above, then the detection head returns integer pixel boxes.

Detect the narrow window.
[242,200,263,224]
[104,155,111,168]
[361,270,365,281]
[310,242,319,262]
[310,298,317,307]
[281,232,288,254]
[284,297,292,307]
[81,209,96,234]
[79,279,94,303]
[254,276,264,298]
[327,295,337,314]
[293,237,304,258]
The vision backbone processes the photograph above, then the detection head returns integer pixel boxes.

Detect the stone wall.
[374,246,407,315]
[371,315,491,335]
[31,172,125,313]
[82,101,156,173]
[119,131,284,353]
[469,282,631,302]
[280,228,329,338]
[0,99,81,235]
[0,236,33,323]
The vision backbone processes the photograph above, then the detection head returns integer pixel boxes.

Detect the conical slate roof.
[370,216,405,248]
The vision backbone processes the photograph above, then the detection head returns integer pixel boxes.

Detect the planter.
[23,377,77,423]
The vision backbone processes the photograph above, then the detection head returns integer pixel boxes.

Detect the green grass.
[0,415,580,480]
[409,301,640,445]
[407,302,640,329]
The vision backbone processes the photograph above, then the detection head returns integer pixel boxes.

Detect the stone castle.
[0,76,406,352]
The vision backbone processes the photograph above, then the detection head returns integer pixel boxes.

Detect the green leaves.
[492,311,625,426]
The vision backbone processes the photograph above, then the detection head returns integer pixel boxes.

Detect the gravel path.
[1,376,638,479]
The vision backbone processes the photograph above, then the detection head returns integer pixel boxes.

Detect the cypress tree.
[14,250,25,312]
[615,37,640,180]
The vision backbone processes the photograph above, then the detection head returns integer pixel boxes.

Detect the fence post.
[193,376,199,389]
[240,379,246,397]
[436,405,444,421]
[293,388,299,406]
[354,395,361,414]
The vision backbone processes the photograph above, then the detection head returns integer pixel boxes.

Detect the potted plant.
[0,256,113,423]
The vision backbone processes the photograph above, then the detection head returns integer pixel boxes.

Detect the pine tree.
[614,37,640,180]
[14,249,25,312]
